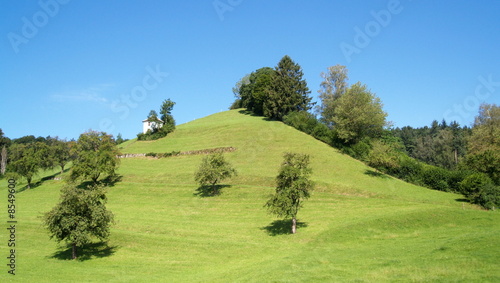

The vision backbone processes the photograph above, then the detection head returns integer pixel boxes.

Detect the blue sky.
[1,0,499,140]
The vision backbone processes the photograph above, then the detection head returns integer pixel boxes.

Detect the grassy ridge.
[1,109,499,282]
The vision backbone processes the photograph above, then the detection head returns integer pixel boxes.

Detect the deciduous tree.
[8,142,50,189]
[317,65,349,127]
[333,82,388,144]
[70,131,120,184]
[194,153,237,195]
[44,183,114,260]
[265,153,314,234]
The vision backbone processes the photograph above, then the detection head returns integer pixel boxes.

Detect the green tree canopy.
[464,104,500,184]
[8,142,51,189]
[70,131,120,184]
[239,67,274,115]
[194,153,237,195]
[159,98,176,134]
[265,152,314,234]
[333,82,388,144]
[44,183,114,259]
[264,55,313,120]
[317,65,349,127]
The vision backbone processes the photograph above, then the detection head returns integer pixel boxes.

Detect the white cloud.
[50,84,115,104]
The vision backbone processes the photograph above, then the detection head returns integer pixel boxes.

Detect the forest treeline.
[230,55,500,210]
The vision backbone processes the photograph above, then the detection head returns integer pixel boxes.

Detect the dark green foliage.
[341,138,372,161]
[475,184,500,210]
[50,138,73,174]
[115,133,127,145]
[283,111,332,144]
[70,131,121,184]
[138,99,176,141]
[159,99,176,134]
[239,67,274,115]
[421,166,451,192]
[463,150,500,185]
[145,151,181,158]
[264,56,313,120]
[459,173,493,202]
[265,153,314,234]
[194,153,237,195]
[395,155,424,184]
[8,142,51,189]
[44,183,114,259]
[392,121,470,170]
[229,99,243,110]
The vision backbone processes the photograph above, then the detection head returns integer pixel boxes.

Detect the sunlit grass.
[1,109,498,282]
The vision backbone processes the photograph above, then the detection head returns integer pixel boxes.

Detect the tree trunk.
[454,148,458,164]
[60,164,65,175]
[0,146,6,175]
[72,243,77,260]
[212,180,218,195]
[27,177,31,189]
[291,217,297,234]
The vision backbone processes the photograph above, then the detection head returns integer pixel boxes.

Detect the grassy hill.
[2,109,499,282]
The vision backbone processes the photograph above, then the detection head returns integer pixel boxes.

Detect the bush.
[475,184,500,210]
[421,166,451,192]
[459,173,493,202]
[341,139,371,161]
[447,170,472,193]
[367,140,400,173]
[283,111,333,145]
[395,155,424,184]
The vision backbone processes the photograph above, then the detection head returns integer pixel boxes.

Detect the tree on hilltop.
[264,55,313,120]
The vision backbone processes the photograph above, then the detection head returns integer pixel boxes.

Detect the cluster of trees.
[231,55,313,120]
[1,135,75,189]
[231,57,499,210]
[137,99,176,141]
[392,120,470,170]
[44,131,120,260]
[194,152,313,234]
[0,129,120,260]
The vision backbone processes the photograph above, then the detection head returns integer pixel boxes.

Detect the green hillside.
[2,109,499,282]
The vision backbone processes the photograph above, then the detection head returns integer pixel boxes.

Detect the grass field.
[1,109,499,282]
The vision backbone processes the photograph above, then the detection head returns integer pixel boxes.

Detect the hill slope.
[3,109,499,282]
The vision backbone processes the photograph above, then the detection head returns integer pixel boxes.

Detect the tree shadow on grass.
[237,109,274,121]
[261,219,308,236]
[50,242,118,261]
[194,184,231,197]
[364,169,390,179]
[16,169,70,193]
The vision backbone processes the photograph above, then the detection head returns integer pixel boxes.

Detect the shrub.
[395,155,424,184]
[367,140,400,173]
[475,184,500,210]
[421,166,451,192]
[342,139,371,161]
[459,173,493,202]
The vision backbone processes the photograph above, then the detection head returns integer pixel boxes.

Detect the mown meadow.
[1,110,499,282]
